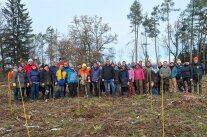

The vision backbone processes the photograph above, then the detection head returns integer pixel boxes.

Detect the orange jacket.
[78,69,90,81]
[8,71,14,82]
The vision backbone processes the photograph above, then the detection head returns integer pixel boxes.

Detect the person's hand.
[151,82,154,87]
[190,78,193,81]
[55,82,57,86]
[27,83,30,87]
[30,82,32,86]
[12,83,16,87]
[102,79,104,82]
[160,74,163,78]
[112,79,114,82]
[42,83,45,87]
[127,82,129,85]
[132,79,134,82]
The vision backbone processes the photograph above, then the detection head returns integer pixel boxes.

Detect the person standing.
[159,61,171,93]
[28,64,40,101]
[127,65,134,96]
[134,64,145,95]
[101,59,115,97]
[181,62,193,93]
[192,57,205,95]
[176,60,184,92]
[24,59,36,99]
[12,65,26,101]
[119,65,129,96]
[55,64,67,98]
[151,64,160,96]
[49,61,58,96]
[114,63,121,96]
[67,65,78,97]
[90,63,101,97]
[41,65,54,100]
[169,62,178,93]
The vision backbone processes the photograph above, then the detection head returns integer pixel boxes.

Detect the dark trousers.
[45,85,53,99]
[193,76,203,95]
[183,78,192,93]
[69,83,78,97]
[30,83,39,100]
[92,81,99,97]
[121,87,128,96]
[55,85,65,98]
[14,88,25,100]
[160,78,169,93]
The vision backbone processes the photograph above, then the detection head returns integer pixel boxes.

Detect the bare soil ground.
[0,77,207,137]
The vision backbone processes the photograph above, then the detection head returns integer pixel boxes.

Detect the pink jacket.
[128,69,134,80]
[134,68,145,80]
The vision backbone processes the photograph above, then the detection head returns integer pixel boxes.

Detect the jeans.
[104,79,115,96]
[30,83,39,100]
[69,83,78,97]
[55,85,65,98]
[14,88,25,100]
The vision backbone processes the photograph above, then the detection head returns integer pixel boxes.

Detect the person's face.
[93,63,98,68]
[136,65,140,69]
[44,66,49,71]
[18,67,23,71]
[71,67,75,70]
[32,66,36,70]
[28,61,33,65]
[59,65,64,70]
[64,63,68,67]
[77,65,81,69]
[147,62,150,67]
[170,63,174,66]
[106,60,110,65]
[194,59,198,63]
[163,61,167,66]
[82,66,87,70]
[51,62,55,66]
[21,62,25,67]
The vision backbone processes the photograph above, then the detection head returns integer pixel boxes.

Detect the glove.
[55,82,57,86]
[13,83,16,87]
[151,82,154,87]
[102,79,104,82]
[127,82,129,85]
[27,83,30,87]
[42,83,45,87]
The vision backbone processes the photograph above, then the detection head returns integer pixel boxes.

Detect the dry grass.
[0,77,207,137]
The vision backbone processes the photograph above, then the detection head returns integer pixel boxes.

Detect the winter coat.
[134,68,145,80]
[49,66,58,82]
[40,70,54,86]
[56,69,67,81]
[12,71,26,88]
[181,65,193,79]
[78,69,90,81]
[101,65,115,80]
[119,68,129,87]
[151,69,160,88]
[64,67,71,83]
[28,69,40,83]
[176,65,183,80]
[128,68,134,80]
[159,66,171,79]
[169,66,177,79]
[90,67,101,82]
[67,70,78,83]
[191,63,205,77]
[24,64,36,77]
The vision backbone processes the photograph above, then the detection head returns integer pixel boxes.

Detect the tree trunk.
[134,25,137,63]
[190,0,195,63]
[155,36,158,64]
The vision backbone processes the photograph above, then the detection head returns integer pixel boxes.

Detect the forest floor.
[0,77,207,137]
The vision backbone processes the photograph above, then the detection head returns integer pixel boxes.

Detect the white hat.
[28,59,33,62]
[177,59,181,64]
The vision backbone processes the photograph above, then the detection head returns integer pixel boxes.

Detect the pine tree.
[127,0,143,63]
[2,0,33,64]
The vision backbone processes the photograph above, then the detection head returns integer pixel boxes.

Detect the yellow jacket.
[56,69,67,81]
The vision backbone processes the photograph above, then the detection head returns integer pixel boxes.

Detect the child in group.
[28,64,40,101]
[12,65,26,101]
[55,64,67,98]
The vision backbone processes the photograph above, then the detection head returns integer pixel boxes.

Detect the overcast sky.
[1,0,190,63]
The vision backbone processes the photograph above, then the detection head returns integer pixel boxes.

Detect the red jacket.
[24,64,36,77]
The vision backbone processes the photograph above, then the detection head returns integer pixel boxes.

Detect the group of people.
[7,56,205,102]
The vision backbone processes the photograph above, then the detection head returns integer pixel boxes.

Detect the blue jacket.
[192,63,205,77]
[66,70,78,83]
[176,65,183,80]
[64,67,71,83]
[119,68,129,87]
[49,66,58,82]
[91,67,101,82]
[28,69,40,83]
[169,66,177,79]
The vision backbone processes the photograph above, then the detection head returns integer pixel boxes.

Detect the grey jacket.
[159,66,171,79]
[12,71,26,88]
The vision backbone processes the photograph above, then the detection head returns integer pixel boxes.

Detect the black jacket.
[101,65,115,80]
[119,68,129,87]
[40,70,54,85]
[181,65,193,79]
